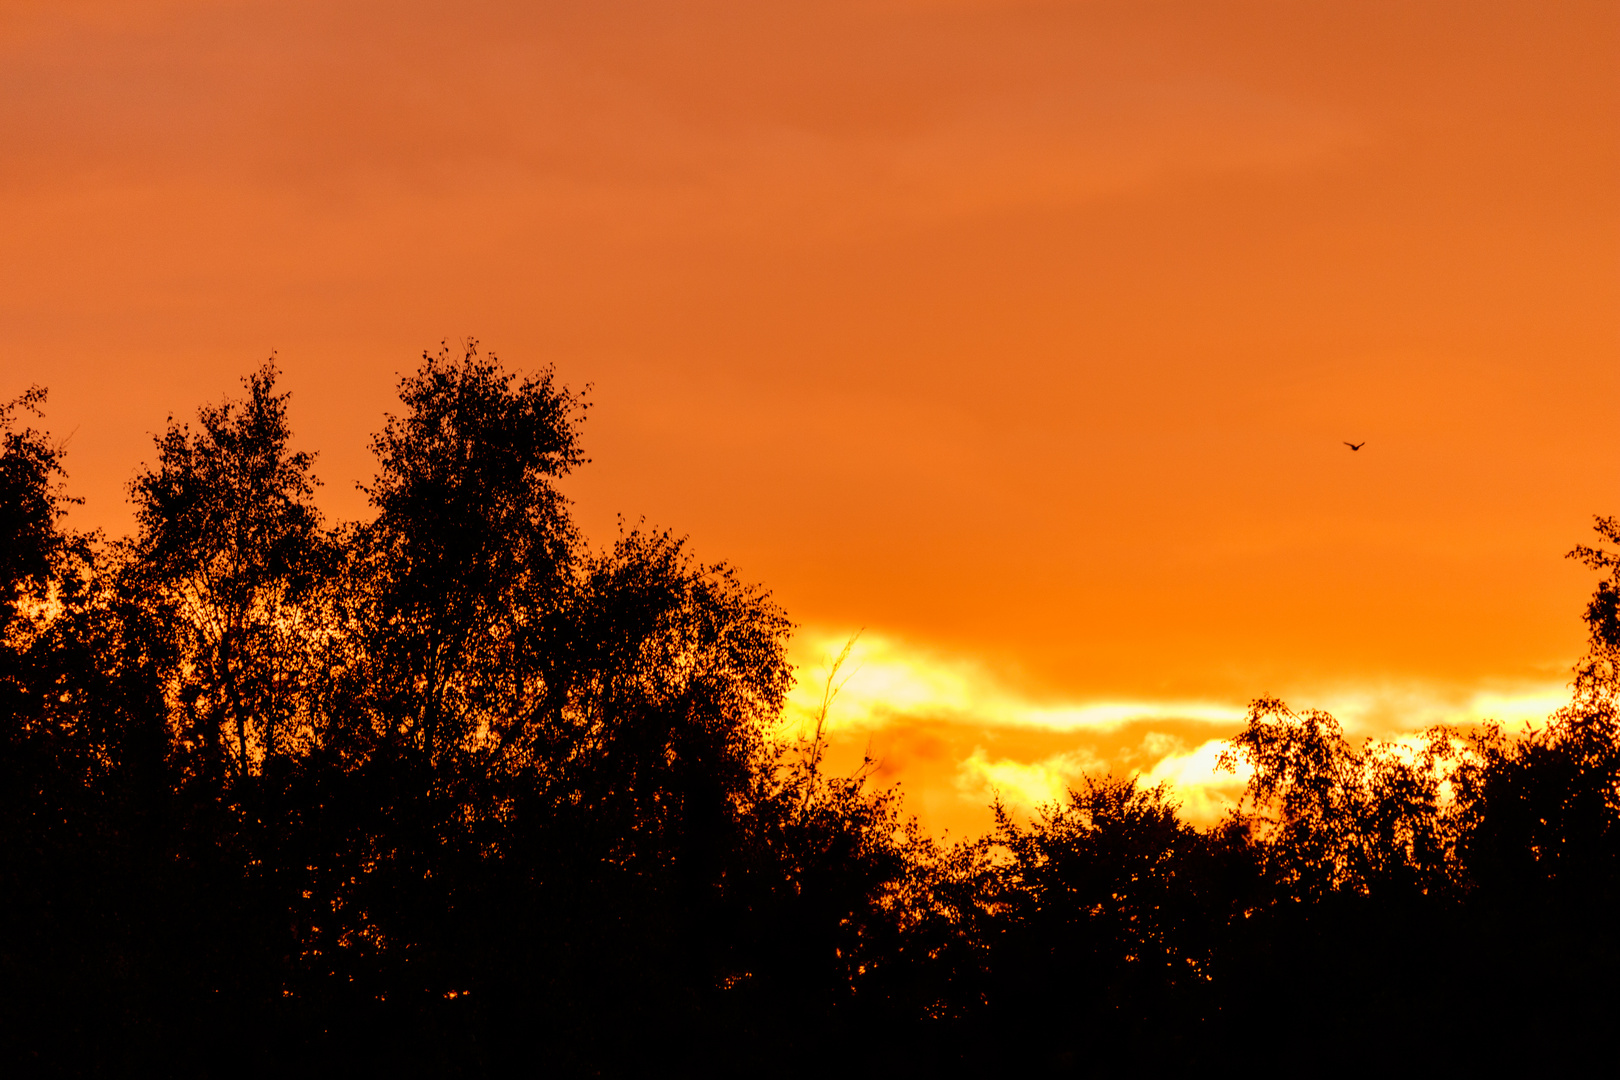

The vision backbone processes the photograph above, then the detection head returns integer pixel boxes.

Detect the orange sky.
[3,0,1616,835]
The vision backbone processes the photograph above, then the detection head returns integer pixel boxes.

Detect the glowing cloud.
[953,745,1105,813]
[1141,739,1250,824]
[783,627,1577,837]
[784,630,1244,735]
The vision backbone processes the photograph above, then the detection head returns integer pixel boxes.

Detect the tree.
[971,776,1253,1067]
[1454,516,1620,899]
[129,361,328,777]
[350,340,587,765]
[1217,697,1467,899]
[0,387,76,626]
[1568,514,1620,704]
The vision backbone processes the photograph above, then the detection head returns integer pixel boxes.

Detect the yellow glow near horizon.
[784,628,1577,834]
[783,630,1248,734]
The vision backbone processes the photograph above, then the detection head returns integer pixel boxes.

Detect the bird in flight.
[1344,441,1365,451]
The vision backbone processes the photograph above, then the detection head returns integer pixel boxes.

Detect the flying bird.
[1344,441,1365,451]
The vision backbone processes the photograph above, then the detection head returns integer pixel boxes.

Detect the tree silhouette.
[6,357,1620,1073]
[350,341,586,766]
[130,360,329,776]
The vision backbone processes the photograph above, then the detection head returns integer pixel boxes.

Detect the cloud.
[0,0,1359,236]
[1141,739,1249,824]
[949,738,1249,827]
[784,629,1245,735]
[954,744,1103,812]
[784,627,1576,836]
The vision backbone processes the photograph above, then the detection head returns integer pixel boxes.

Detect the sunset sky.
[4,0,1616,836]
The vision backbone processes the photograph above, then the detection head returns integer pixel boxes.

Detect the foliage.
[0,386,80,621]
[4,359,1620,1073]
[129,360,329,774]
[1217,698,1471,898]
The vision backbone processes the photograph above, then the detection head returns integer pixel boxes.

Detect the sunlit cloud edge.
[783,628,1579,829]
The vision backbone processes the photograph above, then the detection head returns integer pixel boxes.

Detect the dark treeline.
[4,349,1619,1075]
